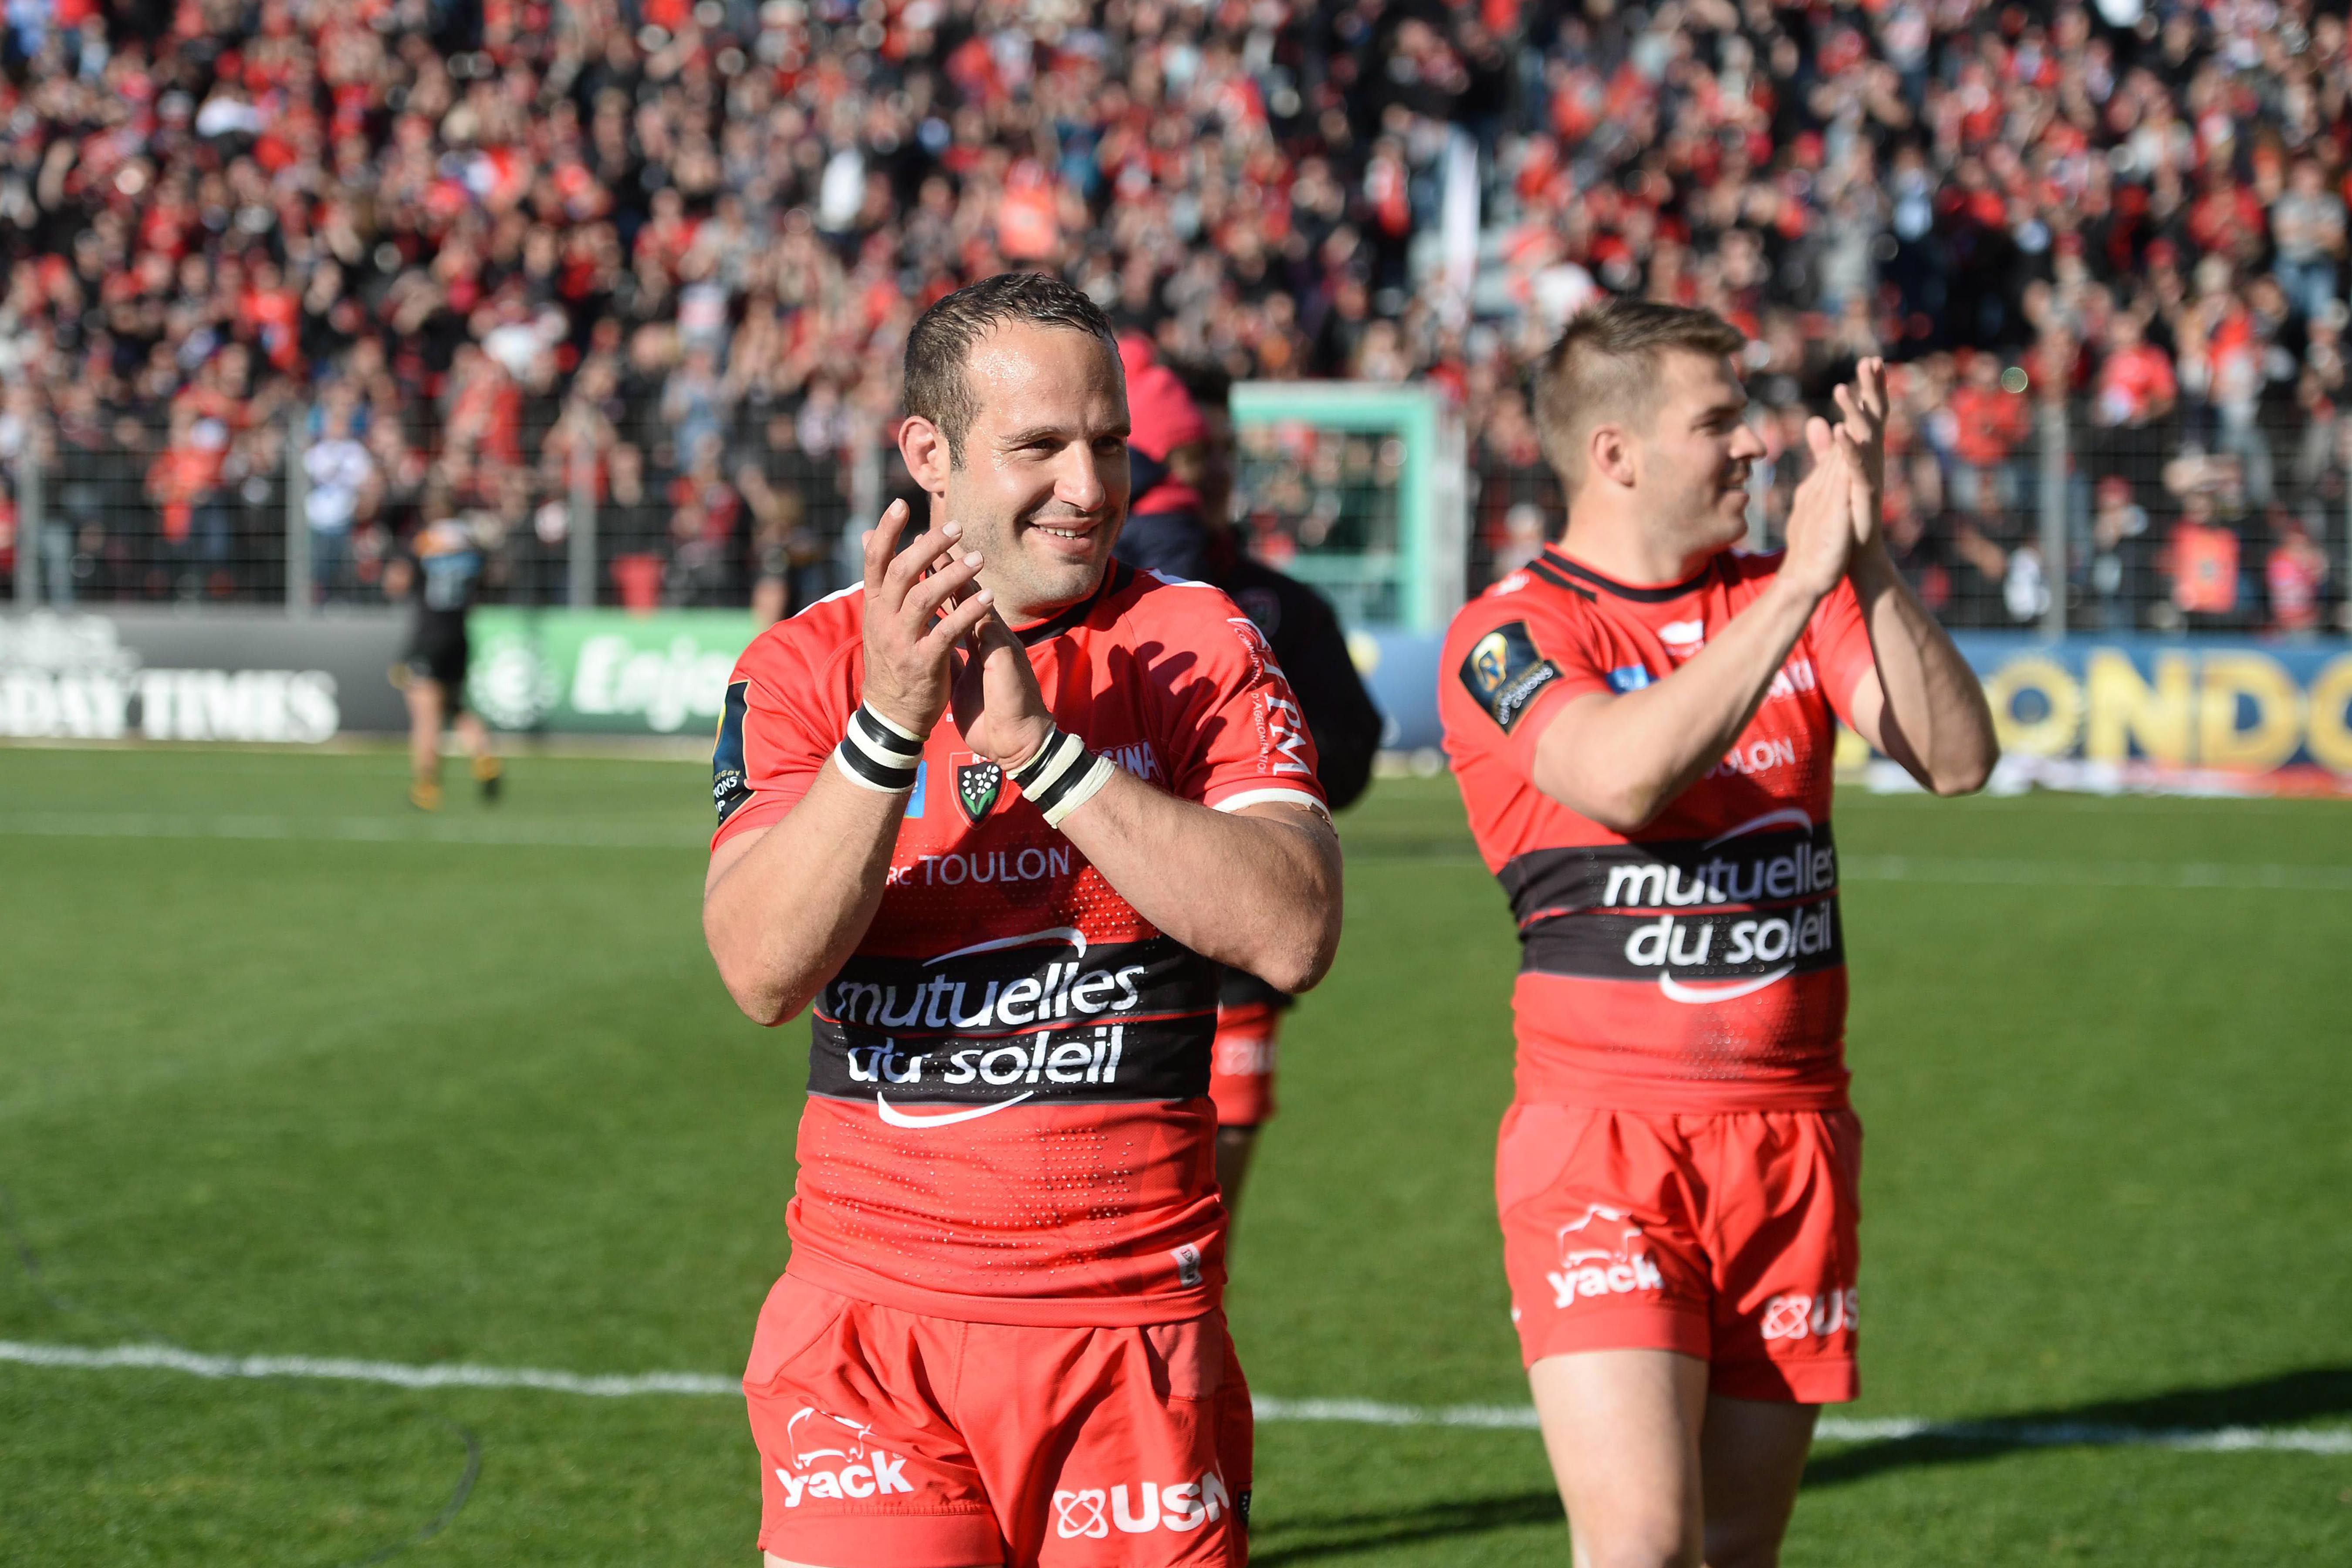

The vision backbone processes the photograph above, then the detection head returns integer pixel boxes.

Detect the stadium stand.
[0,0,2346,633]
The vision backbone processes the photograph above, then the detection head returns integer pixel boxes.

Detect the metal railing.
[1465,393,2352,640]
[7,396,865,620]
[13,391,2352,639]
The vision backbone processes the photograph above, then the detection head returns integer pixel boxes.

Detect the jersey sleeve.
[1151,589,1329,816]
[1804,576,1879,727]
[709,623,849,852]
[1438,589,1612,783]
[1268,578,1383,811]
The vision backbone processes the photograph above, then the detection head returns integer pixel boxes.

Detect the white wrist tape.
[1008,725,1116,828]
[834,703,925,792]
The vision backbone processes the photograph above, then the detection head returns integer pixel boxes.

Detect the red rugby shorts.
[1496,1104,1862,1403]
[743,1276,1252,1566]
[1207,1000,1280,1129]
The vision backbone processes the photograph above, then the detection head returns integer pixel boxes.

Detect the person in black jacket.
[1116,352,1385,1221]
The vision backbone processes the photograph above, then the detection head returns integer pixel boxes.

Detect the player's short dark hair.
[904,272,1118,465]
[1534,297,1746,497]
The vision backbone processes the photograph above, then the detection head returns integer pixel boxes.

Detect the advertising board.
[463,608,757,736]
[0,609,407,741]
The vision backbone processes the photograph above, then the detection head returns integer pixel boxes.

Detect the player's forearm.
[1848,545,1999,795]
[702,769,905,1025]
[1532,577,1824,832]
[1055,772,1343,993]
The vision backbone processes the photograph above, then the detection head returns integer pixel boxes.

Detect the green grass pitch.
[2,745,2349,1564]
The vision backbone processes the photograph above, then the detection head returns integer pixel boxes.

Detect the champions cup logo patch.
[713,681,753,825]
[1547,1203,1666,1308]
[953,753,1002,823]
[1460,622,1561,733]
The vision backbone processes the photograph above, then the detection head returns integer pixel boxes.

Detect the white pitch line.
[0,812,703,849]
[1838,855,2352,893]
[0,1339,739,1396]
[5,1342,2348,1454]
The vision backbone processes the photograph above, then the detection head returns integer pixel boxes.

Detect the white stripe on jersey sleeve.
[1211,787,1331,818]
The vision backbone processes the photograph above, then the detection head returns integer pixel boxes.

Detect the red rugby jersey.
[1439,545,1878,1113]
[712,563,1325,1326]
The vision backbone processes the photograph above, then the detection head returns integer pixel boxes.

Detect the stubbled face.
[939,323,1132,619]
[1631,351,1767,560]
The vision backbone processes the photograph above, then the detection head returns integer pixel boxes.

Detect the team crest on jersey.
[953,754,1002,823]
[1460,621,1561,733]
[1235,586,1282,636]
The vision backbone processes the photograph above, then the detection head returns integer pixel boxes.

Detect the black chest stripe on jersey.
[713,680,752,825]
[808,933,1217,1105]
[1459,621,1563,733]
[1500,828,1845,981]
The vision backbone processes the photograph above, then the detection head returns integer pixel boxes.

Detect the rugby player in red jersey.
[1439,298,1997,1568]
[702,273,1342,1568]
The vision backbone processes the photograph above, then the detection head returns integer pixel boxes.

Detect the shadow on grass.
[1249,1491,1564,1565]
[1246,1369,2352,1562]
[1805,1365,2352,1489]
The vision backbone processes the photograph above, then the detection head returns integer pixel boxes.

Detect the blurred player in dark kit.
[1440,299,1997,1568]
[1115,350,1384,1216]
[703,274,1342,1568]
[386,508,501,812]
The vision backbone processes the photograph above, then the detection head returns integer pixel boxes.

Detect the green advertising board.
[465,608,762,736]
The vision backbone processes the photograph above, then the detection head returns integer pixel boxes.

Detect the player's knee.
[1702,1513,1787,1568]
[1574,1516,1703,1568]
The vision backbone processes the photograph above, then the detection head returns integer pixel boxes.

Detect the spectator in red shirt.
[1946,350,2032,514]
[2267,514,2330,635]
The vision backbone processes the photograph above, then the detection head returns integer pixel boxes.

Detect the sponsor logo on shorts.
[1213,1033,1275,1078]
[1547,1203,1666,1308]
[773,1407,916,1507]
[1760,1288,1859,1341]
[1052,1470,1235,1539]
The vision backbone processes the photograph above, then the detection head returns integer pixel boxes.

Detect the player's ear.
[897,416,953,497]
[1589,423,1638,489]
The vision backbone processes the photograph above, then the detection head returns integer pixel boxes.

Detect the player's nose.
[1053,442,1112,516]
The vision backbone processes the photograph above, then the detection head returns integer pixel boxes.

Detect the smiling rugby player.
[1439,298,1997,1568]
[702,272,1341,1568]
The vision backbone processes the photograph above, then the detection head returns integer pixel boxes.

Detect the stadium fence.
[7,385,2352,639]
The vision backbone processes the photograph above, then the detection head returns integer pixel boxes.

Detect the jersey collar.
[1009,561,1131,647]
[1533,547,1716,604]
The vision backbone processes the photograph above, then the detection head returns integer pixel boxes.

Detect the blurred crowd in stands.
[0,0,2346,632]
